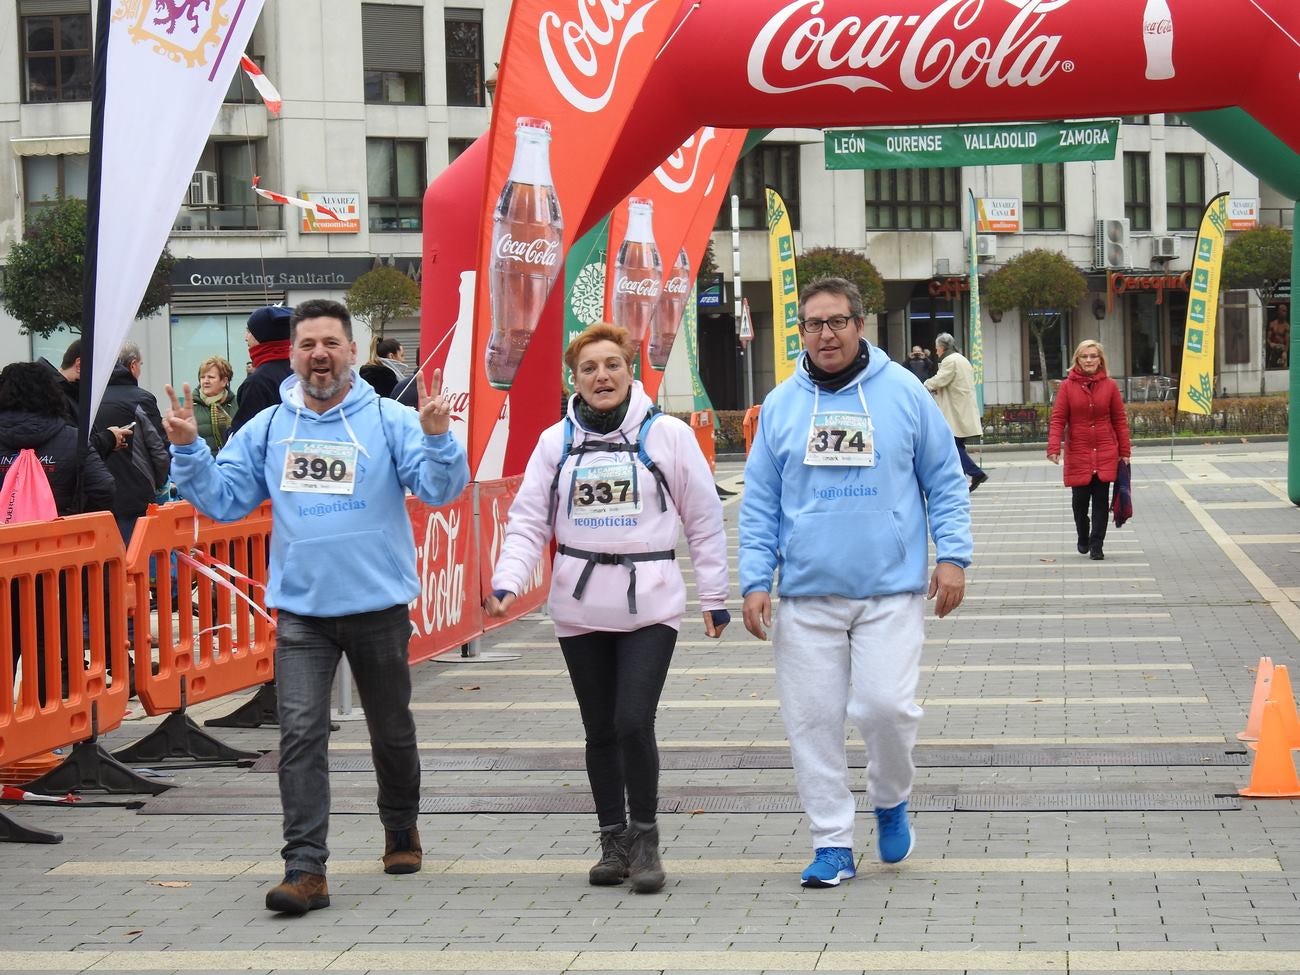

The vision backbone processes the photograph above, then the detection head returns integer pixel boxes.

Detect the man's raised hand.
[162,384,198,446]
[416,368,453,436]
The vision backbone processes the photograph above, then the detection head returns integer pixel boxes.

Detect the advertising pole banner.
[967,190,985,414]
[562,216,612,396]
[766,187,800,384]
[601,128,748,401]
[469,0,680,478]
[1177,193,1230,416]
[83,0,264,432]
[683,286,714,416]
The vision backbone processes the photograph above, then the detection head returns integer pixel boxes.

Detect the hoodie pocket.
[278,529,406,606]
[782,510,907,594]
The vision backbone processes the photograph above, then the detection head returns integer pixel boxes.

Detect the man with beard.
[161,298,469,916]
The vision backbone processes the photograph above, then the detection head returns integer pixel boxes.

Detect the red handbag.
[1,448,58,525]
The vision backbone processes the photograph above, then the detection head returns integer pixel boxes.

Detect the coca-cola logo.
[653,128,717,194]
[495,233,561,268]
[539,0,660,113]
[414,508,465,636]
[747,0,1072,96]
[616,274,661,298]
[1143,18,1171,35]
[663,275,690,295]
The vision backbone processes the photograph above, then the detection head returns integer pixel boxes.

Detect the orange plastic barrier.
[478,475,552,632]
[690,411,716,474]
[742,405,762,455]
[124,501,275,715]
[0,513,130,768]
[407,488,481,663]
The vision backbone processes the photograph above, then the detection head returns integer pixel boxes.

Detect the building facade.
[0,1,1292,414]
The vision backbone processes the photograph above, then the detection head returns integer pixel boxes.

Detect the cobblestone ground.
[3,442,1300,974]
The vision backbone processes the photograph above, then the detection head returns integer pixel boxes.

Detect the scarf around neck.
[574,393,631,435]
[803,339,870,392]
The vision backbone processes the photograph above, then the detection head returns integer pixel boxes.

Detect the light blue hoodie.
[170,369,469,618]
[739,344,972,599]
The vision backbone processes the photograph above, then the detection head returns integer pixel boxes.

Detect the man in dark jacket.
[93,343,168,543]
[231,305,293,433]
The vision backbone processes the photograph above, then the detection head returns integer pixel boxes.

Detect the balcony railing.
[173,204,283,233]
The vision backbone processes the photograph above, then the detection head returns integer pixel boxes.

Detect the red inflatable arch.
[421,0,1299,477]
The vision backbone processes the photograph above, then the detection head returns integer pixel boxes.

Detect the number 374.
[810,429,866,452]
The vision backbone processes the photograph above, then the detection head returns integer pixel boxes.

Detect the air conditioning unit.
[1152,235,1179,260]
[975,234,997,259]
[187,170,219,207]
[1095,217,1130,269]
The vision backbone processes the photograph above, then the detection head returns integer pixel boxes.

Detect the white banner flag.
[87,0,265,424]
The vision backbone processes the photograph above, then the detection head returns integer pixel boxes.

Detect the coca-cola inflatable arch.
[421,0,1300,480]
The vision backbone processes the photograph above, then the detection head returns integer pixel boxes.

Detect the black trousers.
[559,624,677,827]
[1071,474,1111,550]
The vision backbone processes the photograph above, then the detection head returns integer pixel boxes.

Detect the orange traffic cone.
[1268,665,1300,749]
[1240,700,1300,797]
[1238,656,1275,741]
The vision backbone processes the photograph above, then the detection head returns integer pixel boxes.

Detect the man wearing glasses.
[738,276,971,889]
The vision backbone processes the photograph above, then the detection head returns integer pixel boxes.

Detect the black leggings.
[1072,474,1111,549]
[559,624,677,827]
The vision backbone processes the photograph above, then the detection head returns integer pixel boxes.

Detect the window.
[22,154,88,224]
[1166,154,1204,231]
[1266,297,1290,370]
[1123,152,1151,231]
[1027,312,1069,384]
[1121,115,1150,124]
[225,52,263,105]
[1022,163,1065,230]
[716,144,801,230]
[362,4,424,104]
[445,8,484,107]
[1128,293,1161,375]
[174,141,281,231]
[1165,114,1190,127]
[863,168,959,230]
[367,138,425,232]
[449,138,474,163]
[20,3,91,103]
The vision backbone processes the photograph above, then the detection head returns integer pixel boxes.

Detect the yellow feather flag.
[1177,193,1229,415]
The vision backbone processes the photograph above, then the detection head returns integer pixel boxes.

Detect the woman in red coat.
[1047,340,1131,560]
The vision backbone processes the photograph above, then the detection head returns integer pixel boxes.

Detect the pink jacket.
[491,383,729,637]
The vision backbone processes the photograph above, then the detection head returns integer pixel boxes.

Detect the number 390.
[292,457,347,481]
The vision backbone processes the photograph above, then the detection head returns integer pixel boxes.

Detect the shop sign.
[172,256,421,291]
[975,198,1021,233]
[929,276,975,300]
[1106,270,1192,311]
[825,120,1120,170]
[1227,197,1259,231]
[299,192,361,233]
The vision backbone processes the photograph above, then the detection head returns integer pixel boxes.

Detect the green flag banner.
[561,215,611,395]
[826,120,1120,171]
[684,284,714,415]
[967,190,984,415]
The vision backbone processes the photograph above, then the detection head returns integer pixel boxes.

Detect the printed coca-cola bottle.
[1142,0,1174,80]
[486,117,564,390]
[612,198,662,348]
[649,247,690,370]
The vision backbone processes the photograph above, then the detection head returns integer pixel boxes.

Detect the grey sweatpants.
[773,592,925,850]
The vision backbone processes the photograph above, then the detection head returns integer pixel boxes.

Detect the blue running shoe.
[874,801,915,864]
[800,847,856,888]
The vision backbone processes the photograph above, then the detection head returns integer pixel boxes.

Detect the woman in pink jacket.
[1047,339,1132,560]
[486,323,730,894]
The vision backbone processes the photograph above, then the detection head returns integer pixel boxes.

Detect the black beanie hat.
[246,305,292,344]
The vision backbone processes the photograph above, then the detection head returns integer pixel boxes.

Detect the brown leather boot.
[625,821,665,894]
[265,870,329,914]
[588,826,629,886]
[383,825,423,874]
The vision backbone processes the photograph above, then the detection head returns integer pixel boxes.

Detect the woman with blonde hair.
[486,322,730,894]
[1047,339,1131,560]
[194,355,238,455]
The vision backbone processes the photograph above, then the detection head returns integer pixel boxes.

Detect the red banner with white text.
[407,491,480,663]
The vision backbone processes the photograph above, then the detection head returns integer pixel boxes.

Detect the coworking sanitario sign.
[825,120,1121,170]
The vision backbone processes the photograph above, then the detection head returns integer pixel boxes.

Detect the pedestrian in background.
[904,345,935,382]
[1047,339,1131,560]
[486,322,729,895]
[231,305,293,433]
[193,356,238,455]
[925,333,988,491]
[739,277,971,889]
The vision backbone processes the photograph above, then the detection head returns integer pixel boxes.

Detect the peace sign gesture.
[162,383,199,446]
[416,368,453,436]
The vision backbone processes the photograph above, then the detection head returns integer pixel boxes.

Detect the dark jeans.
[955,437,985,478]
[1072,474,1112,550]
[274,604,418,875]
[559,624,677,827]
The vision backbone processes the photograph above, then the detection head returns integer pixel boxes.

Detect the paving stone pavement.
[3,442,1300,973]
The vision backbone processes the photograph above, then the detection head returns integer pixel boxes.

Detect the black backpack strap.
[556,544,676,614]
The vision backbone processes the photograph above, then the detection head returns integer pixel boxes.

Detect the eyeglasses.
[798,315,855,334]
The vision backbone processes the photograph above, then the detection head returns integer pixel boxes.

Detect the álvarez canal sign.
[825,120,1120,170]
